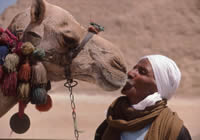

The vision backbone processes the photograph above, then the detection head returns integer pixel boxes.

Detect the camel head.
[8,0,127,91]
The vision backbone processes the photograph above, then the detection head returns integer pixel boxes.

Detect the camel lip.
[74,73,121,91]
[99,71,123,91]
[73,74,95,83]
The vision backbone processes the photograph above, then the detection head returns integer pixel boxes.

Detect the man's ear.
[31,0,46,24]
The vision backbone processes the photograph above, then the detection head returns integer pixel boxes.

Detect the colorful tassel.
[31,62,47,85]
[17,83,30,101]
[2,72,17,96]
[35,95,52,112]
[0,45,9,65]
[32,48,45,61]
[0,65,3,81]
[3,53,19,73]
[30,88,47,105]
[18,62,31,82]
[21,42,35,56]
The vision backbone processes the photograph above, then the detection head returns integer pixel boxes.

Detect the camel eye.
[59,33,79,49]
[23,31,41,46]
[28,31,41,38]
[111,57,127,73]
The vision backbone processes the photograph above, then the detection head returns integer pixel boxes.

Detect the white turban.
[132,54,181,110]
[144,55,181,99]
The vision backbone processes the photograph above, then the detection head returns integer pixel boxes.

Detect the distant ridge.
[0,0,16,14]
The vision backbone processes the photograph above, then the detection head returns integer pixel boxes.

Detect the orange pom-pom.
[35,95,52,112]
[18,62,31,82]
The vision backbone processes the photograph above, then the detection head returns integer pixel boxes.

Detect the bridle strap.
[71,32,94,59]
[65,32,94,80]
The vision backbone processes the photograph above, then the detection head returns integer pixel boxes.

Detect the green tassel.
[31,88,47,105]
[32,48,45,61]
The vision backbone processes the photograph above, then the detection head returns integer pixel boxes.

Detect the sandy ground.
[0,90,199,140]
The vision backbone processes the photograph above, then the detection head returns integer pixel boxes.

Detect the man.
[95,55,191,140]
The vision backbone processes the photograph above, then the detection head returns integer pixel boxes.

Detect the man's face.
[121,58,158,103]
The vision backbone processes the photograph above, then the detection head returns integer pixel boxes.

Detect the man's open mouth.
[121,81,134,92]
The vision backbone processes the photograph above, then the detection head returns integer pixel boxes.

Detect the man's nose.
[127,69,138,79]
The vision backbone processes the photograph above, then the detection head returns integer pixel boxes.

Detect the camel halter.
[64,22,104,140]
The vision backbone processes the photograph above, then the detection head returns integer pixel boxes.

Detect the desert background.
[0,0,200,139]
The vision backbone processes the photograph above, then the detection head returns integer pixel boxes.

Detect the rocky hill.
[0,0,200,97]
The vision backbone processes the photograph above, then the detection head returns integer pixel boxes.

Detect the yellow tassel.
[17,82,30,101]
[21,42,35,56]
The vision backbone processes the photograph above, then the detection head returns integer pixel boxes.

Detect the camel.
[0,0,127,118]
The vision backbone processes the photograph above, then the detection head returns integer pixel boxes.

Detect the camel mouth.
[102,78,121,91]
[73,74,95,84]
[73,72,124,91]
[98,71,126,91]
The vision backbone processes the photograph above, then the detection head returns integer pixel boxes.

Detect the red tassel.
[35,95,52,112]
[18,101,27,118]
[2,72,17,96]
[18,62,31,82]
[0,65,3,81]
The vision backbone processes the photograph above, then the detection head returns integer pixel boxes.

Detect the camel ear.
[31,0,46,24]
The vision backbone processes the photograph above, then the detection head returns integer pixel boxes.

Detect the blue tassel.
[0,45,9,65]
[30,88,47,105]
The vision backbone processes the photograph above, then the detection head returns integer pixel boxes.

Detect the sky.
[0,0,17,14]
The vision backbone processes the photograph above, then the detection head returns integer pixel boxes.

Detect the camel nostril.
[111,57,127,73]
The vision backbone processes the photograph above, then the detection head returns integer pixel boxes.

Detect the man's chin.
[121,86,135,96]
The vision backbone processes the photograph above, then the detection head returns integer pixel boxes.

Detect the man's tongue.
[122,81,133,91]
